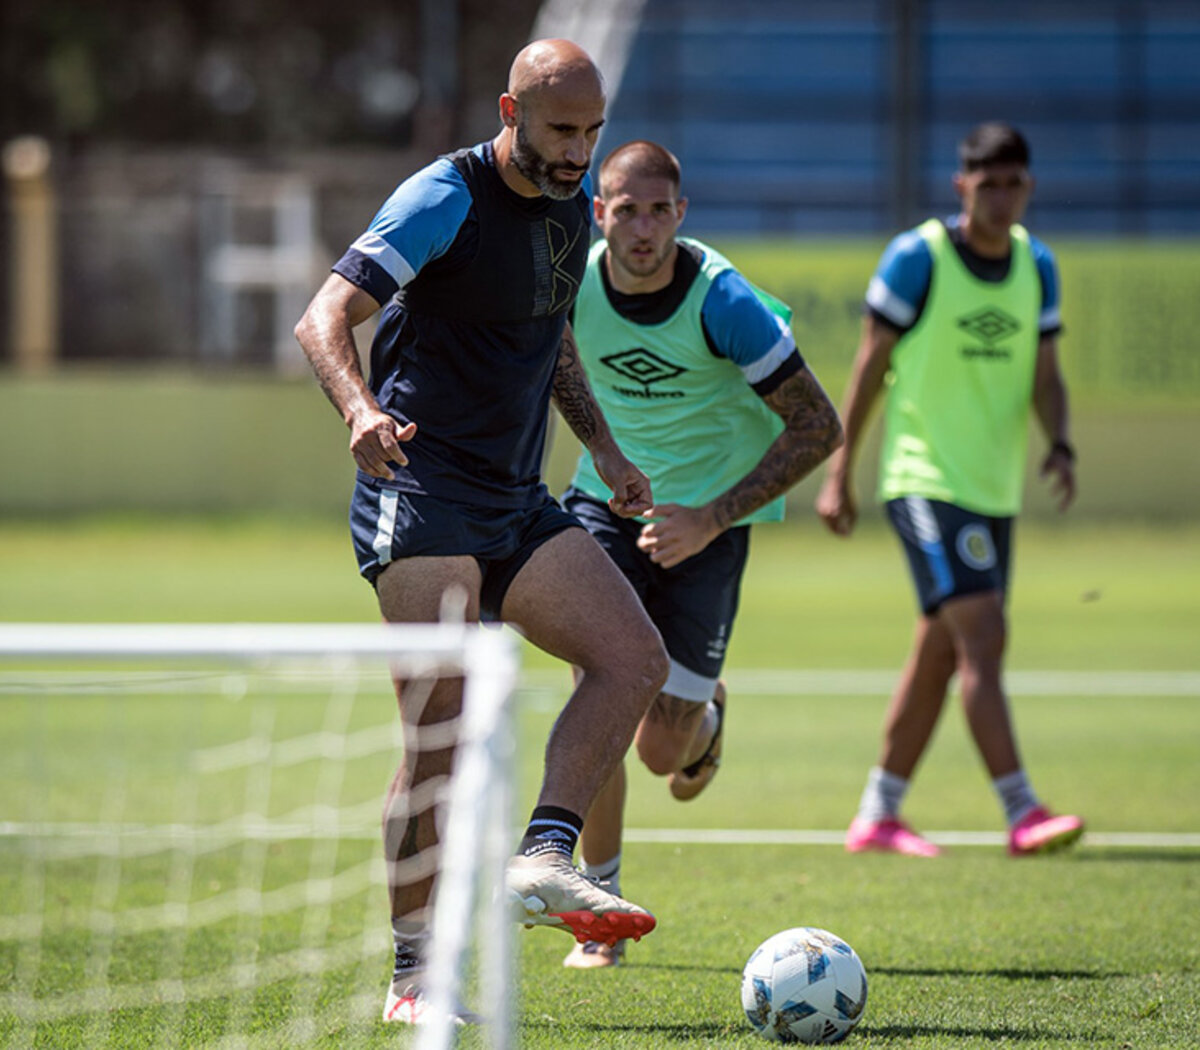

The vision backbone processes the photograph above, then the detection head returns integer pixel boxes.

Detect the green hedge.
[712,238,1200,398]
[1,240,1196,519]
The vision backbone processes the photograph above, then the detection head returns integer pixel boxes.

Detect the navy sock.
[518,805,582,859]
[391,918,428,988]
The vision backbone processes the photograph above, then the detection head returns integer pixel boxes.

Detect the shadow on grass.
[632,961,1129,980]
[872,965,1124,980]
[1076,849,1200,864]
[861,1022,1097,1042]
[522,1018,1099,1044]
[522,1017,738,1041]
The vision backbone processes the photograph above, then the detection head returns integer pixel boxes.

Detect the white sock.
[581,853,621,897]
[856,766,909,823]
[993,769,1039,826]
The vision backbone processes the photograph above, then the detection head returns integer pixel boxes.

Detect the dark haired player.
[295,40,667,1024]
[816,121,1085,859]
[560,140,843,967]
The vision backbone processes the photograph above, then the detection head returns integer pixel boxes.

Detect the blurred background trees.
[0,0,544,151]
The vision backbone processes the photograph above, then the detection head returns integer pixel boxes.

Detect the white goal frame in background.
[0,623,520,1050]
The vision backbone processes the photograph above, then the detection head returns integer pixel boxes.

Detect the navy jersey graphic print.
[334,141,592,508]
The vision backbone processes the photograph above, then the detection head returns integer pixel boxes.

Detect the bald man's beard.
[512,123,587,201]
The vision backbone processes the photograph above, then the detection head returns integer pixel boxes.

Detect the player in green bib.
[560,140,843,967]
[816,122,1085,859]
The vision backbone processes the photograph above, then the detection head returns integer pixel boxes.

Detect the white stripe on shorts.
[663,659,718,704]
[373,489,399,567]
[905,495,942,545]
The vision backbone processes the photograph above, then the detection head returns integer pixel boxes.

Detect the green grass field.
[1,515,1198,1048]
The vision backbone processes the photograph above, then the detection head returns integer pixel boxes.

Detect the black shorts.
[886,496,1013,616]
[562,487,750,702]
[350,479,580,620]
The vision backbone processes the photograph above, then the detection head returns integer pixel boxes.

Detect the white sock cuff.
[856,766,910,822]
[992,769,1039,825]
[581,853,621,883]
[873,767,910,793]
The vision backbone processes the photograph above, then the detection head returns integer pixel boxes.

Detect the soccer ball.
[740,927,868,1044]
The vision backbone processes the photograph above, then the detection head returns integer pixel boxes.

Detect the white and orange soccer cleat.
[507,851,656,945]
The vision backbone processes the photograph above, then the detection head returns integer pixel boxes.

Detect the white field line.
[735,669,1200,696]
[525,668,1200,697]
[623,828,1200,849]
[3,668,1200,697]
[1,820,1196,851]
[1,668,1196,855]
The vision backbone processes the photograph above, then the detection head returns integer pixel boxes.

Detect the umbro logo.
[957,307,1020,345]
[601,348,687,398]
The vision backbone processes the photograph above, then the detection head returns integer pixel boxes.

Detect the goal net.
[0,623,519,1050]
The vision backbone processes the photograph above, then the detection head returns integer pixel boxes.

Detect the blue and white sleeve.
[1030,235,1063,335]
[332,156,472,306]
[865,229,933,331]
[701,270,805,397]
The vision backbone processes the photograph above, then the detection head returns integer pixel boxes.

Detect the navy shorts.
[350,479,581,621]
[562,487,750,702]
[886,496,1013,616]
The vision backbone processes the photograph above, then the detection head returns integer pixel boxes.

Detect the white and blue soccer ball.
[741,927,868,1044]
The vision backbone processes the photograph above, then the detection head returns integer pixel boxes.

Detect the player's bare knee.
[576,630,666,717]
[956,638,1005,694]
[640,637,670,699]
[613,629,668,703]
[959,627,1006,672]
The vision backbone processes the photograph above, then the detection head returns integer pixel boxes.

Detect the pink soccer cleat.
[845,816,942,858]
[1007,807,1084,856]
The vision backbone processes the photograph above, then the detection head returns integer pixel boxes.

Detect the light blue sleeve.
[1029,234,1062,334]
[865,229,933,330]
[701,269,799,387]
[346,156,473,290]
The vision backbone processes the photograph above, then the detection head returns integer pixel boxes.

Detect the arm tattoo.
[710,368,845,531]
[551,325,601,445]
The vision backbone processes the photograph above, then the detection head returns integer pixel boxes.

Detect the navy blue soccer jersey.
[333,141,592,508]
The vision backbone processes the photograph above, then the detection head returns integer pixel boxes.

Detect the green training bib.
[878,220,1040,516]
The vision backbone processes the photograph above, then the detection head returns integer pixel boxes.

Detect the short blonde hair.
[597,140,682,198]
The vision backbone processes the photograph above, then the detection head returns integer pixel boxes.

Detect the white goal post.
[0,622,520,1050]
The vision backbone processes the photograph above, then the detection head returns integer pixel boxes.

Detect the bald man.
[295,40,665,1026]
